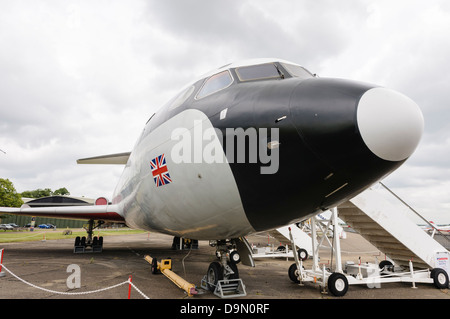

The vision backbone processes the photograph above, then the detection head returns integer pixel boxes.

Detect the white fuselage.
[113,109,255,240]
[109,59,424,241]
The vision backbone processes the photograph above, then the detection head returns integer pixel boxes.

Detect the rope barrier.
[0,263,149,299]
[128,278,149,299]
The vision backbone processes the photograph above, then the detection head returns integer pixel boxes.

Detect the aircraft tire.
[230,251,241,264]
[206,262,223,292]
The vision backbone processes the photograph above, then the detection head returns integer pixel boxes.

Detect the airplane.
[423,221,450,234]
[0,58,424,291]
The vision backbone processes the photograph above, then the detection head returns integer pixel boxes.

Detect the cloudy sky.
[1,1,449,223]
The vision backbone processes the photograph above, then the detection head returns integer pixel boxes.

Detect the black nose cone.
[289,77,423,208]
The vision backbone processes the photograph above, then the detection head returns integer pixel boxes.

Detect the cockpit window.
[167,85,195,110]
[196,70,233,99]
[281,63,314,79]
[235,63,283,82]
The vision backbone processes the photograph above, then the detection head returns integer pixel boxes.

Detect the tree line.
[0,178,70,207]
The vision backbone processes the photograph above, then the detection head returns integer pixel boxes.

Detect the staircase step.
[338,186,449,270]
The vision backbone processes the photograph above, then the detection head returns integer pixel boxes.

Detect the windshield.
[235,63,283,82]
[281,63,314,79]
[196,70,233,99]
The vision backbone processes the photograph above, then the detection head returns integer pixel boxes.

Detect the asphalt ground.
[0,229,448,316]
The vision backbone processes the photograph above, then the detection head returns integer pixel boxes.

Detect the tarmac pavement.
[0,230,449,302]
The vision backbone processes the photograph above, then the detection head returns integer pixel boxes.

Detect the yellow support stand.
[145,255,198,297]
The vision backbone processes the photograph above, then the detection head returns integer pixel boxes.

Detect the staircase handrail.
[379,182,450,242]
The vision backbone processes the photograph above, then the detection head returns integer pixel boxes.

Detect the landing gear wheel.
[431,268,449,289]
[328,273,348,297]
[230,251,241,264]
[73,219,104,253]
[297,248,308,261]
[288,263,300,283]
[151,257,159,274]
[206,262,223,292]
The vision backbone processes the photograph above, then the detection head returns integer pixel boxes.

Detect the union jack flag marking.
[150,154,172,187]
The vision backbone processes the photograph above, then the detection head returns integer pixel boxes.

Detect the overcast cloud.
[1,0,449,223]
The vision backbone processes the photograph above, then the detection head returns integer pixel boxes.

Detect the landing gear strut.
[201,239,246,298]
[74,219,104,253]
[171,236,199,250]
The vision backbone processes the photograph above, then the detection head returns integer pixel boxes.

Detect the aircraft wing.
[0,204,125,222]
[77,152,131,165]
[0,152,130,222]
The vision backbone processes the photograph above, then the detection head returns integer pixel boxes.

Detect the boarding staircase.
[268,224,312,255]
[337,183,450,270]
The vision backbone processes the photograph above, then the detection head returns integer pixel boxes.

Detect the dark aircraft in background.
[1,58,424,290]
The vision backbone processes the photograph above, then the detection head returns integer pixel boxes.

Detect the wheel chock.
[145,255,198,297]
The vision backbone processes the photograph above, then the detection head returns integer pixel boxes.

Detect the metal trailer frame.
[252,244,296,260]
[288,208,449,297]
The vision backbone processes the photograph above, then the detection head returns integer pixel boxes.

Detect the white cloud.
[0,0,449,223]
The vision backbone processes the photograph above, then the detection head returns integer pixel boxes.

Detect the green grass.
[0,228,147,243]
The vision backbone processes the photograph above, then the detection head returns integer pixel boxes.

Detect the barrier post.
[128,275,132,299]
[0,249,5,277]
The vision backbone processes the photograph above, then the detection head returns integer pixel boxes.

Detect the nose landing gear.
[201,239,247,298]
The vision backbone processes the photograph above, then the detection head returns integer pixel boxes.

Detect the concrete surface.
[0,230,449,301]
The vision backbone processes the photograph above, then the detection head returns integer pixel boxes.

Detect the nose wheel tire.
[230,251,241,264]
[206,262,223,292]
